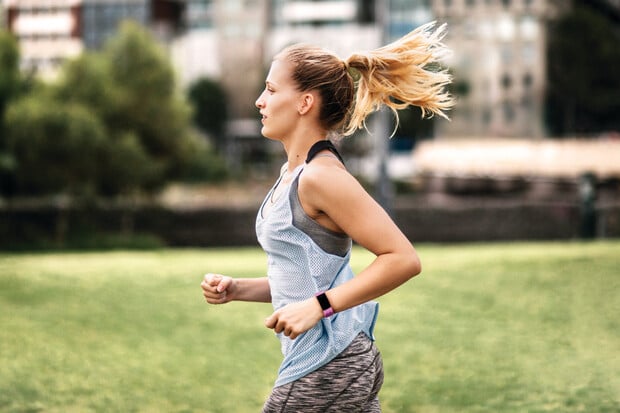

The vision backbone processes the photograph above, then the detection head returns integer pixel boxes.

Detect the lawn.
[0,241,618,413]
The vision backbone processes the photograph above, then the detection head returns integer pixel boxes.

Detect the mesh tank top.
[255,142,379,387]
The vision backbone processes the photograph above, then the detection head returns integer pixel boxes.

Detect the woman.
[201,21,453,412]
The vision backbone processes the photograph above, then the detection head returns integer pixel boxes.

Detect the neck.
[283,133,327,172]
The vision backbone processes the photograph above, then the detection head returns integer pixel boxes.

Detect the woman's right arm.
[201,274,271,304]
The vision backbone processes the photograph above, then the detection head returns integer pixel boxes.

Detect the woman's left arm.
[301,162,421,313]
[264,161,421,339]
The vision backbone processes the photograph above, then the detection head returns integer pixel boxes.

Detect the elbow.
[412,255,422,278]
[404,252,422,280]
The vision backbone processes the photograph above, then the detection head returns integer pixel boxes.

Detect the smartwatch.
[315,291,335,318]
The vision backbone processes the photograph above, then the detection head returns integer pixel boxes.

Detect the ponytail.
[344,21,454,136]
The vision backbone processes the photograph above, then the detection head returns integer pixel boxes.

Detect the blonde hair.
[277,21,454,137]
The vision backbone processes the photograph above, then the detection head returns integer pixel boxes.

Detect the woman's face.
[255,58,303,142]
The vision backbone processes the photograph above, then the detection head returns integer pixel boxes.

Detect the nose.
[255,91,265,109]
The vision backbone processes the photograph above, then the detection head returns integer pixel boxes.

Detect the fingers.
[201,273,230,304]
[265,312,289,336]
[264,312,277,329]
[264,304,315,340]
[215,276,233,293]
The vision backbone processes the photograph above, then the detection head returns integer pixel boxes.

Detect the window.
[503,101,515,123]
[482,108,492,125]
[501,73,512,89]
[521,43,536,64]
[501,45,513,64]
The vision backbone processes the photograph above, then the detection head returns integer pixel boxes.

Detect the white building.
[3,0,83,78]
[432,0,551,138]
[2,0,183,79]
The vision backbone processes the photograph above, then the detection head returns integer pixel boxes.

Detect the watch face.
[316,292,331,310]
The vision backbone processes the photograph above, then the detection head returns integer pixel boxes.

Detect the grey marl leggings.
[262,333,384,413]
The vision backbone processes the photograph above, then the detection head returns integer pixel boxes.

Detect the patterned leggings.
[262,333,384,413]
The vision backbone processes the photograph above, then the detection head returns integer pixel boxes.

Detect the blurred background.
[0,0,619,249]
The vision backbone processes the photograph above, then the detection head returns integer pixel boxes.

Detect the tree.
[3,21,226,200]
[545,2,620,136]
[4,96,106,196]
[51,21,226,194]
[102,21,196,187]
[0,31,20,127]
[187,77,228,151]
[52,52,160,196]
[54,52,121,130]
[0,31,21,195]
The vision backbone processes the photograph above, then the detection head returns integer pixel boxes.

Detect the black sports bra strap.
[305,140,345,166]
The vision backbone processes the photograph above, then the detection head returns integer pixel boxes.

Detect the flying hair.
[276,21,454,138]
[344,21,454,136]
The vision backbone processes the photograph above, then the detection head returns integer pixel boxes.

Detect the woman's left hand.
[264,298,323,339]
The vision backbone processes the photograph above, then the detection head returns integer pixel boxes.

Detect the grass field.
[1,241,618,413]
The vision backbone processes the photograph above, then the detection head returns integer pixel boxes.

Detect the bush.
[5,96,106,196]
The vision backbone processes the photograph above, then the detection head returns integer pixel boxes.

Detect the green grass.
[1,242,618,413]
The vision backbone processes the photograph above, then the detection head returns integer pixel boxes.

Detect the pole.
[374,0,393,214]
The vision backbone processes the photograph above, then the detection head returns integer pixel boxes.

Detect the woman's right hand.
[201,273,235,304]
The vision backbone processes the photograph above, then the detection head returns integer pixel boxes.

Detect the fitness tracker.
[315,291,335,318]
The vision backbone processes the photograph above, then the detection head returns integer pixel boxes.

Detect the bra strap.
[305,140,345,166]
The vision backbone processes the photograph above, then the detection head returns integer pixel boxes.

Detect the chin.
[261,129,281,142]
[260,128,272,139]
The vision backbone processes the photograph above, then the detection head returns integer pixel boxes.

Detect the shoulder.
[299,156,365,210]
[301,156,349,189]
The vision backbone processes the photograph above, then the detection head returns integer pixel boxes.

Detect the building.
[3,0,83,77]
[264,0,552,140]
[172,0,268,115]
[169,0,220,87]
[432,0,551,138]
[267,1,381,66]
[2,0,184,78]
[3,0,567,140]
[214,0,268,118]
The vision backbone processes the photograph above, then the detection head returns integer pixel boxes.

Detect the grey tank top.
[289,175,350,257]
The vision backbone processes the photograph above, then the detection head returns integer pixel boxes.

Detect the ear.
[297,92,315,115]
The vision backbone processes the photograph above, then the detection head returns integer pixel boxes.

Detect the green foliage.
[103,21,194,174]
[172,131,228,182]
[2,21,227,198]
[4,96,106,196]
[0,31,22,194]
[98,131,163,196]
[187,77,229,150]
[54,52,121,127]
[0,31,20,125]
[0,242,618,412]
[545,3,620,135]
[52,51,163,195]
